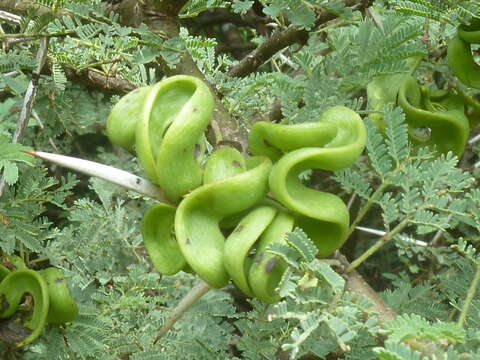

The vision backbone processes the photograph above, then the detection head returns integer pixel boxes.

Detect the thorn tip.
[21,149,36,156]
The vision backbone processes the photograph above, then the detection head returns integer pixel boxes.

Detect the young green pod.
[106,75,214,203]
[397,76,469,156]
[249,106,366,257]
[106,86,151,151]
[38,267,78,324]
[141,203,186,275]
[447,19,480,90]
[0,269,50,347]
[175,148,272,288]
[248,211,294,303]
[223,206,278,297]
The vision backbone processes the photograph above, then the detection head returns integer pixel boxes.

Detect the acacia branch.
[154,280,211,344]
[228,25,309,78]
[228,0,371,78]
[0,37,48,198]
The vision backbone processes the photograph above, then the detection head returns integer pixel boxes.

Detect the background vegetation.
[0,0,480,359]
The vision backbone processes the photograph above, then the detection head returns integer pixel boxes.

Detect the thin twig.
[346,219,410,273]
[0,31,75,40]
[154,280,211,343]
[228,25,309,78]
[25,150,172,204]
[227,0,366,78]
[0,37,48,198]
[457,263,480,328]
[430,214,451,246]
[31,110,59,152]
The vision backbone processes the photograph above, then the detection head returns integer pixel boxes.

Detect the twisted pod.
[366,72,470,157]
[107,76,366,302]
[176,147,272,288]
[397,76,469,157]
[0,263,77,347]
[107,75,213,203]
[249,106,366,257]
[447,18,480,89]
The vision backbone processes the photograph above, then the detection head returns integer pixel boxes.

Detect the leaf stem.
[154,279,211,343]
[345,219,409,273]
[457,263,480,328]
[346,182,388,238]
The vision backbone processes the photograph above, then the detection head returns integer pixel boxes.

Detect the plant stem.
[346,182,388,238]
[457,263,480,328]
[0,36,48,199]
[154,279,211,343]
[345,219,409,273]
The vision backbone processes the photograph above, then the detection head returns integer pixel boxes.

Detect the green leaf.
[0,160,19,185]
[231,0,253,14]
[286,228,318,262]
[373,341,427,360]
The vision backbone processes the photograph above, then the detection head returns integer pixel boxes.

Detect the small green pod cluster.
[106,75,366,302]
[366,70,470,157]
[0,261,77,347]
[397,76,469,156]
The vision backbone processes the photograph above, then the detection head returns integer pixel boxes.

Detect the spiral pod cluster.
[0,259,77,347]
[366,73,470,157]
[107,75,366,302]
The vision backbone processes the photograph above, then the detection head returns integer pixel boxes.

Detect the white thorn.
[28,150,172,204]
[468,133,480,145]
[355,226,428,247]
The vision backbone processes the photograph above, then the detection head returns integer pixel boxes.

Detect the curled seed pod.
[0,269,50,347]
[141,203,185,275]
[224,205,278,297]
[38,267,78,324]
[366,73,410,132]
[175,147,272,288]
[248,211,294,303]
[366,57,421,132]
[398,75,469,156]
[106,75,214,203]
[447,19,480,89]
[249,106,366,257]
[106,86,151,151]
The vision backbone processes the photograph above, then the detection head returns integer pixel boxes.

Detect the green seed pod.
[175,148,272,288]
[249,106,366,257]
[224,206,278,297]
[106,75,214,203]
[38,267,78,324]
[106,86,151,151]
[135,76,213,202]
[0,269,49,347]
[248,211,294,303]
[447,18,480,89]
[366,73,410,132]
[141,203,185,275]
[397,75,469,156]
